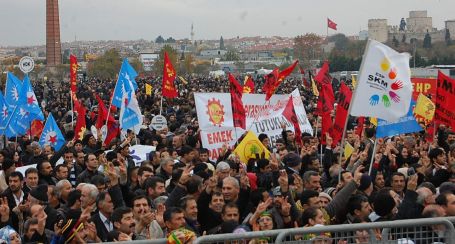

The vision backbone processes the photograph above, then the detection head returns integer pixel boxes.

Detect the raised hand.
[0,197,10,222]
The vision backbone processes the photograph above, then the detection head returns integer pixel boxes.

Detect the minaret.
[46,0,62,67]
[191,23,195,43]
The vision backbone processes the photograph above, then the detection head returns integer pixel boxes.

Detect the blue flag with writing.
[376,100,423,138]
[112,59,138,108]
[0,93,12,134]
[4,72,22,110]
[39,113,65,151]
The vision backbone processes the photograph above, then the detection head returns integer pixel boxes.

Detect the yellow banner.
[145,84,152,95]
[414,93,435,122]
[311,77,319,97]
[233,131,270,164]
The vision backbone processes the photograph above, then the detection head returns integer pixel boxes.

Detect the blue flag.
[19,75,44,121]
[4,106,31,137]
[112,59,138,108]
[4,72,22,110]
[39,113,65,151]
[376,100,423,138]
[0,93,12,134]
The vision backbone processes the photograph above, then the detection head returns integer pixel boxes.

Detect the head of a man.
[111,207,135,235]
[303,171,321,192]
[222,177,240,202]
[132,195,152,220]
[164,207,186,232]
[96,191,114,217]
[209,192,225,213]
[180,196,198,221]
[221,202,240,223]
[8,172,23,193]
[80,183,99,209]
[144,176,166,200]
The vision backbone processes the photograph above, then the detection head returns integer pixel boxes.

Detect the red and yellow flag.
[70,55,78,93]
[263,60,299,101]
[243,76,255,94]
[162,52,178,98]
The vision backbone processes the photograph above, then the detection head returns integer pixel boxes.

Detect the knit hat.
[358,174,372,191]
[30,184,48,203]
[61,219,84,243]
[319,192,332,202]
[324,187,336,198]
[283,152,301,168]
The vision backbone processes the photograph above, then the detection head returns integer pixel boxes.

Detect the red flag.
[331,83,352,146]
[435,71,455,128]
[263,60,299,101]
[104,120,120,146]
[95,94,115,129]
[74,104,87,140]
[229,74,246,129]
[328,18,337,30]
[70,55,78,93]
[243,76,255,94]
[283,96,302,146]
[356,117,365,137]
[162,52,178,98]
[321,113,333,145]
[28,120,44,138]
[315,61,335,115]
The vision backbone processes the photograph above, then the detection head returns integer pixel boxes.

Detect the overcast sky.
[1,0,454,46]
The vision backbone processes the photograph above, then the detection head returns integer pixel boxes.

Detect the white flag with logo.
[350,40,412,122]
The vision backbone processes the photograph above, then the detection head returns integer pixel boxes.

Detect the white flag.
[350,40,411,122]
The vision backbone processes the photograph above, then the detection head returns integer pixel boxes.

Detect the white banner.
[195,89,312,161]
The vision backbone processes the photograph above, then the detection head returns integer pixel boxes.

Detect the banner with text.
[195,90,313,161]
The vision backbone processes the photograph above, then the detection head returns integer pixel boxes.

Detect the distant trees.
[293,33,323,67]
[87,49,122,79]
[155,36,176,44]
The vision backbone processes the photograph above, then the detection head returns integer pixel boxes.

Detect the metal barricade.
[275,217,455,243]
[103,238,167,244]
[194,228,284,244]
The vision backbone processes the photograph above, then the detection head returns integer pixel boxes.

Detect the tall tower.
[190,23,195,43]
[46,0,62,67]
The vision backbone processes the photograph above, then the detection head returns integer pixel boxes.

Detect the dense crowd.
[0,73,453,243]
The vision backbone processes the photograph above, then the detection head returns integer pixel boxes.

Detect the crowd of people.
[0,73,453,243]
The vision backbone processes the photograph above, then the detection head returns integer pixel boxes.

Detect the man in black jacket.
[91,191,114,242]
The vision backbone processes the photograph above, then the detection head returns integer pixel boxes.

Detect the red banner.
[412,77,436,102]
[315,62,335,115]
[435,71,455,128]
[331,83,352,146]
[228,74,246,129]
[74,104,87,140]
[162,52,178,98]
[283,96,302,146]
[70,55,78,93]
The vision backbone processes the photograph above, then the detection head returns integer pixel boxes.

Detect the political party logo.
[367,58,404,108]
[206,98,225,126]
[243,140,264,160]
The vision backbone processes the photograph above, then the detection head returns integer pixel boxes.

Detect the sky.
[1,0,454,46]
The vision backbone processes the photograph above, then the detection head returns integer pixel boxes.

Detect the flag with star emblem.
[263,60,298,101]
[18,75,44,121]
[4,72,22,110]
[39,113,65,151]
[112,59,138,108]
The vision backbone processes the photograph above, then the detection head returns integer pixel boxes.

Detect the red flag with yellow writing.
[74,104,87,140]
[162,52,178,98]
[70,55,78,93]
[243,76,255,94]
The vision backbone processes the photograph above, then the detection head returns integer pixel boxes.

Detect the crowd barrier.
[104,217,455,244]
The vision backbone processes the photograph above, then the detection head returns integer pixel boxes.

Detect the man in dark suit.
[1,171,28,231]
[91,191,114,242]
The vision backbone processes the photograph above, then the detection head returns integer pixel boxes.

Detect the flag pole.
[70,91,74,129]
[368,138,378,175]
[327,17,329,38]
[159,96,163,115]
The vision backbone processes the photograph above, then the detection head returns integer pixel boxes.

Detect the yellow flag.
[145,84,152,95]
[178,76,188,85]
[414,93,435,122]
[351,74,357,88]
[370,117,377,127]
[344,142,354,159]
[233,131,270,164]
[311,77,319,97]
